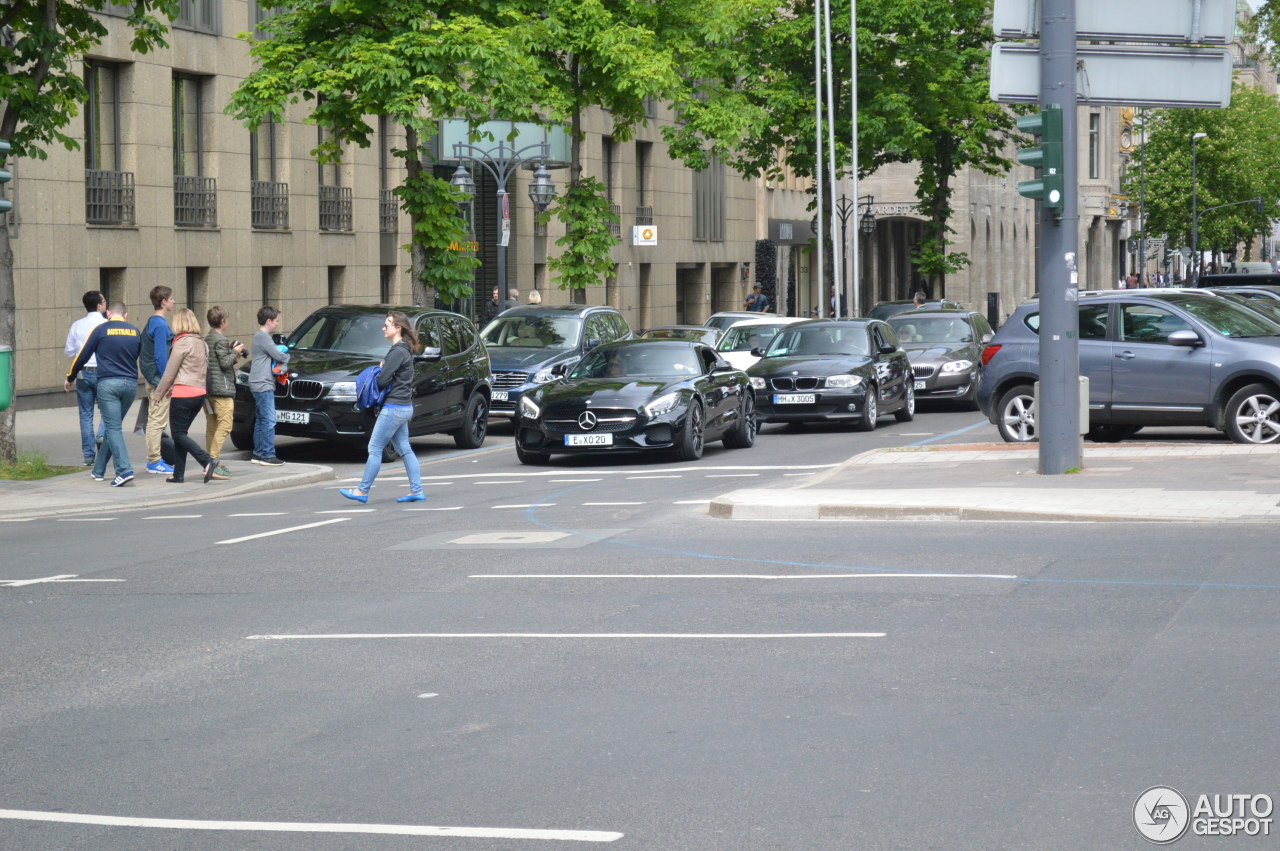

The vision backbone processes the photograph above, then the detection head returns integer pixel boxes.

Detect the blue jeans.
[75,368,105,461]
[93,378,136,479]
[252,389,277,459]
[358,404,421,495]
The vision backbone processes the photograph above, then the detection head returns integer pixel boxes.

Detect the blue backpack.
[355,365,389,411]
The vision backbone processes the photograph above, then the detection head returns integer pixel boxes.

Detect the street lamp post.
[830,194,876,315]
[1191,131,1208,281]
[449,140,557,311]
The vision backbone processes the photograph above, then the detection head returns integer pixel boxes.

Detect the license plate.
[914,380,926,390]
[566,433,612,447]
[275,410,310,425]
[492,391,509,402]
[773,393,816,404]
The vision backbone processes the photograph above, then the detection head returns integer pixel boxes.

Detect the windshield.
[718,323,790,352]
[642,327,718,344]
[571,346,703,379]
[1160,294,1280,337]
[766,325,869,358]
[888,315,972,344]
[480,315,581,349]
[1216,292,1280,326]
[288,312,389,356]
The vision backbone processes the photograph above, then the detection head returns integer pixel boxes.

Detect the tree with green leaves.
[723,0,1016,287]
[1124,83,1280,274]
[0,0,177,462]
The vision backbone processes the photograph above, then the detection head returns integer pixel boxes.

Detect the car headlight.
[825,374,864,389]
[327,381,357,402]
[749,376,766,390]
[519,394,541,419]
[644,392,681,418]
[940,360,974,374]
[532,368,558,384]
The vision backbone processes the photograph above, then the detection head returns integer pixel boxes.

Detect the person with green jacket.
[204,305,246,478]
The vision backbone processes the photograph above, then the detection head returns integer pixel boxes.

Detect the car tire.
[674,400,705,461]
[452,392,489,449]
[230,430,252,451]
[1224,383,1280,444]
[855,387,878,432]
[1085,424,1143,443]
[894,382,915,423]
[723,394,757,449]
[995,384,1036,443]
[515,442,550,465]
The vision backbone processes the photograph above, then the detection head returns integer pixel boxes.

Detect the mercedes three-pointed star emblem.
[578,411,598,430]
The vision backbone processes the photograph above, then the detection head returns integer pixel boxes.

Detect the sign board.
[993,0,1237,44]
[990,43,1233,108]
[632,225,657,246]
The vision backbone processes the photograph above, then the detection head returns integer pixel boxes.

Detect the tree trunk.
[404,124,429,307]
[0,224,16,463]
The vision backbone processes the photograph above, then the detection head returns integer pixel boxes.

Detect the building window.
[380,265,395,303]
[174,0,220,34]
[251,118,288,229]
[262,266,282,307]
[84,62,135,226]
[318,125,352,232]
[1088,113,1100,180]
[173,73,216,227]
[328,266,346,303]
[692,156,725,243]
[378,117,397,233]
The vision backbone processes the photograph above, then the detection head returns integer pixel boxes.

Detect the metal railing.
[379,188,397,233]
[319,185,352,231]
[85,169,136,225]
[251,180,289,230]
[174,175,217,227]
[635,205,653,226]
[608,202,621,238]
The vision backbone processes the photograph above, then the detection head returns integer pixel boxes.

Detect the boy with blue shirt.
[138,285,175,475]
[249,305,289,466]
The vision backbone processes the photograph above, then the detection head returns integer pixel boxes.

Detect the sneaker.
[146,460,174,475]
[89,471,104,482]
[212,464,232,480]
[84,458,96,467]
[110,472,135,487]
[258,456,284,467]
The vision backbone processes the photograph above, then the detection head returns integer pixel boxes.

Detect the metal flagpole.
[823,0,842,314]
[814,0,826,318]
[849,0,860,317]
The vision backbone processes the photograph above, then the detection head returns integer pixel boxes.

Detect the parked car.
[1195,273,1280,289]
[482,305,632,419]
[747,319,914,430]
[978,289,1280,444]
[705,311,767,332]
[639,325,723,346]
[1198,282,1280,302]
[715,316,809,371]
[230,305,492,453]
[866,298,965,321]
[886,309,993,409]
[512,339,755,464]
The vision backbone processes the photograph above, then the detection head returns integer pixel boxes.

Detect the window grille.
[379,188,397,233]
[608,203,621,238]
[174,175,217,227]
[251,180,289,229]
[85,169,136,225]
[635,205,654,226]
[319,185,353,231]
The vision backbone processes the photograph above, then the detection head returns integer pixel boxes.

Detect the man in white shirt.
[64,290,108,466]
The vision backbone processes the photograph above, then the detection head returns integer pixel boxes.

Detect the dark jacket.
[66,319,141,384]
[205,329,240,398]
[378,340,414,406]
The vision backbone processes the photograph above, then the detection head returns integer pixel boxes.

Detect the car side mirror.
[750,347,765,358]
[415,346,443,362]
[551,363,568,376]
[878,344,897,355]
[271,333,287,346]
[713,363,737,374]
[1167,329,1204,348]
[981,332,994,344]
[585,337,602,351]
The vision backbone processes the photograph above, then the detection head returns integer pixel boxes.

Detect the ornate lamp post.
[449,140,557,309]
[1190,131,1208,281]
[826,194,876,315]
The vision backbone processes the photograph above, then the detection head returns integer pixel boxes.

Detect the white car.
[714,316,809,370]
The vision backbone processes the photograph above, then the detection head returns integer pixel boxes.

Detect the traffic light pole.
[1036,0,1081,474]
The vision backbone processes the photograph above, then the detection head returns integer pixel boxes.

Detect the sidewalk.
[1,406,333,521]
[709,442,1280,522]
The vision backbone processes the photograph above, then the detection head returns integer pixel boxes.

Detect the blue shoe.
[339,488,369,504]
[146,460,174,475]
[396,492,426,503]
[111,472,135,487]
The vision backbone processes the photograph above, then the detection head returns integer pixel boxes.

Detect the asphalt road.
[2,407,1276,849]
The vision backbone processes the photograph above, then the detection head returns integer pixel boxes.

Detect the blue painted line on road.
[904,419,990,446]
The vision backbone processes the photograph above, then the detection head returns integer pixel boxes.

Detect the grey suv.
[978,290,1280,444]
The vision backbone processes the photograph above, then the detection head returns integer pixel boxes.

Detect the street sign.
[993,0,1237,44]
[990,43,1233,108]
[632,225,657,246]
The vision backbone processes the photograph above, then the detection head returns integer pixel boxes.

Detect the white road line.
[582,502,643,506]
[705,473,759,478]
[405,506,464,511]
[0,809,622,842]
[217,518,349,545]
[626,475,681,480]
[56,517,115,522]
[422,465,834,481]
[143,515,202,520]
[550,478,603,483]
[493,504,553,509]
[316,509,376,514]
[1,577,125,586]
[673,499,711,504]
[471,573,1018,581]
[0,518,34,522]
[229,513,287,517]
[475,480,524,485]
[248,632,884,640]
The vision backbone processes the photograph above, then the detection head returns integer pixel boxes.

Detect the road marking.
[0,518,34,522]
[475,480,524,485]
[423,464,834,481]
[582,502,643,506]
[404,506,463,511]
[56,517,115,522]
[471,572,1018,581]
[229,513,287,517]
[0,809,622,842]
[316,509,376,514]
[626,475,681,480]
[248,632,884,640]
[705,473,759,478]
[550,478,602,483]
[144,515,202,520]
[217,518,349,545]
[493,504,553,509]
[1,575,126,587]
[452,532,571,545]
[673,499,711,504]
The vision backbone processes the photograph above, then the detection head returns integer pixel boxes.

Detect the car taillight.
[980,344,1002,366]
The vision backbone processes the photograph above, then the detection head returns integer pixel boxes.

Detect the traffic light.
[0,139,11,214]
[1015,105,1064,212]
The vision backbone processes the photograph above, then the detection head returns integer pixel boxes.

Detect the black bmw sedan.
[748,319,914,429]
[513,339,756,464]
